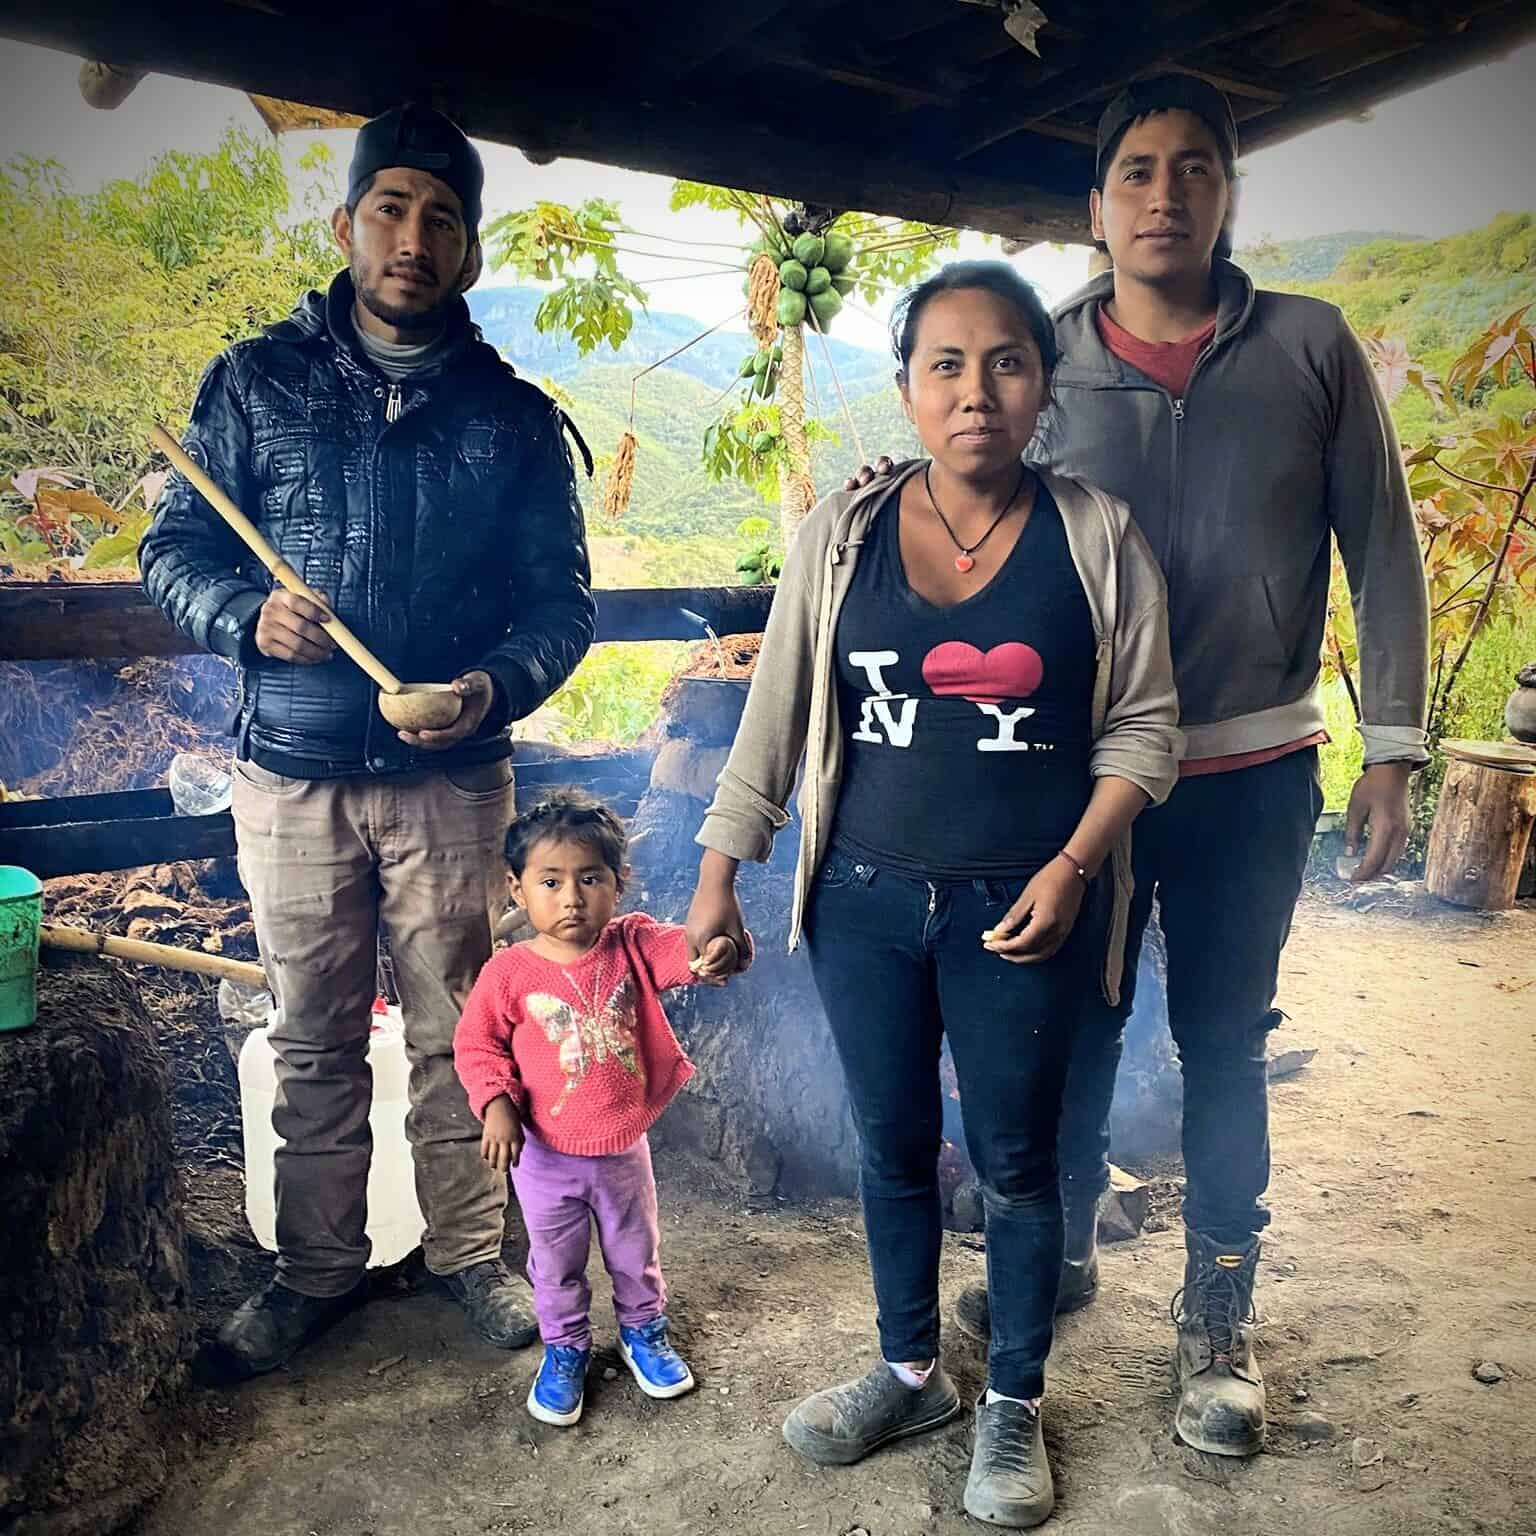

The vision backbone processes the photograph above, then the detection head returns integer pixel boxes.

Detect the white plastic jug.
[239,999,425,1268]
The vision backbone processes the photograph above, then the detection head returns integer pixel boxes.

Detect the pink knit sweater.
[453,913,698,1156]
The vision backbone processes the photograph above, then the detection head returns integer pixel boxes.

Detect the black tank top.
[830,478,1098,879]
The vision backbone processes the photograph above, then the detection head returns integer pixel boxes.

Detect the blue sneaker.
[527,1343,589,1426]
[618,1316,696,1399]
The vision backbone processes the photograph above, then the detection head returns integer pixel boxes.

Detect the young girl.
[454,789,739,1426]
[686,262,1181,1528]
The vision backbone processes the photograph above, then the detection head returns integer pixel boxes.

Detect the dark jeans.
[1057,748,1324,1247]
[804,843,1108,1399]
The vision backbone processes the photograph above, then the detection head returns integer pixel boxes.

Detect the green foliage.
[483,199,650,355]
[0,129,337,550]
[1242,213,1536,439]
[1316,681,1366,812]
[702,399,838,507]
[733,516,783,585]
[535,641,689,745]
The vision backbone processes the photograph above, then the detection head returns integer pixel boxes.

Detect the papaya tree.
[484,186,962,549]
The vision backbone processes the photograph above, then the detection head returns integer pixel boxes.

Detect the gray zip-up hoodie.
[696,464,1182,1004]
[1047,260,1429,765]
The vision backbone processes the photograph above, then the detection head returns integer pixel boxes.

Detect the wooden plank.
[0,582,777,661]
[0,0,1089,242]
[1,809,237,880]
[1,752,658,878]
[0,787,172,829]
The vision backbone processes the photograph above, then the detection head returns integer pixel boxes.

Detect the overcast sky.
[1,37,1532,352]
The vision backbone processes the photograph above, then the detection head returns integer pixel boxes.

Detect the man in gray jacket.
[863,76,1429,1457]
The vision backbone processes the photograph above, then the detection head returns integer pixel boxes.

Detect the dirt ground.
[128,889,1536,1536]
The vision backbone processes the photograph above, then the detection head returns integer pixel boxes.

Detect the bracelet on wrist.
[1054,849,1090,884]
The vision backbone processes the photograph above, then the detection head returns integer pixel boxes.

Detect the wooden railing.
[0,581,772,876]
[0,581,775,661]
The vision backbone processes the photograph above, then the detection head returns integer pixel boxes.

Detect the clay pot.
[1505,662,1536,744]
[377,684,463,732]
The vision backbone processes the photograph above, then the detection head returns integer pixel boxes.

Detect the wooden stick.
[148,424,404,695]
[42,923,268,988]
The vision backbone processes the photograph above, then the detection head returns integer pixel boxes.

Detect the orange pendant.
[954,553,976,573]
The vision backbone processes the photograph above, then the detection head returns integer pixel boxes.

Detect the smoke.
[0,656,235,796]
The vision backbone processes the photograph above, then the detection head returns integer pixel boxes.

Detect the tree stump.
[1425,750,1536,910]
[0,962,191,1535]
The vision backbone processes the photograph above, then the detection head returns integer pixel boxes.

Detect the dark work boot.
[1172,1232,1265,1456]
[216,1277,368,1378]
[953,1187,1102,1343]
[440,1258,539,1349]
[1055,1184,1100,1315]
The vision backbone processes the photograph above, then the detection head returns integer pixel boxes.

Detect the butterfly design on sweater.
[525,974,642,1117]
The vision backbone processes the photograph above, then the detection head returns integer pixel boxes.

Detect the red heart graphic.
[921,641,1044,705]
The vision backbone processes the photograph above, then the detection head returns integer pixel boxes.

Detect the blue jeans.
[1057,748,1324,1246]
[804,843,1108,1399]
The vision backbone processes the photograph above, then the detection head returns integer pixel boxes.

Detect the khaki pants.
[233,758,514,1297]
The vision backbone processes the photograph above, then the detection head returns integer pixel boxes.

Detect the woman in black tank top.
[689,264,1173,1526]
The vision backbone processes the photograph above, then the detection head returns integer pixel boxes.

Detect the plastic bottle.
[169,752,233,815]
[239,998,424,1267]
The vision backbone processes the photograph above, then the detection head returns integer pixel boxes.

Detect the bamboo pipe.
[148,424,403,695]
[41,924,268,988]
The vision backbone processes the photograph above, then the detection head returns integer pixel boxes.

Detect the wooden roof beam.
[952,0,1296,161]
[0,0,1090,241]
[1237,2,1536,151]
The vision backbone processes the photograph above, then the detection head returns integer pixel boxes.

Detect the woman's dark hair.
[504,788,627,878]
[890,261,1058,376]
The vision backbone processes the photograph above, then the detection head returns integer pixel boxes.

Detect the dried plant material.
[599,430,636,521]
[747,253,781,347]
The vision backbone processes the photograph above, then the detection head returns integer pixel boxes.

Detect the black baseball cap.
[1095,74,1238,183]
[347,104,484,236]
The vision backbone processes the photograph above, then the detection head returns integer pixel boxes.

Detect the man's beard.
[354,263,456,333]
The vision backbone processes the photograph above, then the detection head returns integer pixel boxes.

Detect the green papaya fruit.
[808,288,843,330]
[770,342,783,362]
[751,431,775,453]
[792,233,825,267]
[830,271,857,296]
[777,288,807,327]
[778,258,808,292]
[821,231,855,273]
[738,354,757,379]
[752,349,770,374]
[804,266,832,296]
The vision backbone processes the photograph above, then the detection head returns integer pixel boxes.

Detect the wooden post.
[1425,755,1536,910]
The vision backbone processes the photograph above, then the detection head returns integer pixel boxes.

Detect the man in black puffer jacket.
[140,105,595,1376]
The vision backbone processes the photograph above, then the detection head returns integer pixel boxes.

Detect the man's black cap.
[347,104,484,236]
[1095,74,1238,183]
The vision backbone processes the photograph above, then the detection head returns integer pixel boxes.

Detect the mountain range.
[468,286,892,399]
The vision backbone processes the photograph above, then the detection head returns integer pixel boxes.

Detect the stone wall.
[0,963,192,1536]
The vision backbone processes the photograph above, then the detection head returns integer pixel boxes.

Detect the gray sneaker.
[964,1395,1055,1528]
[783,1361,961,1466]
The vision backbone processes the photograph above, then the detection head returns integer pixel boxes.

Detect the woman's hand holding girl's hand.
[480,1095,523,1173]
[686,850,752,982]
[983,861,1086,964]
[689,934,741,985]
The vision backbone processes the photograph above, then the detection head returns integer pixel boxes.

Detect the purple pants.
[509,1131,666,1349]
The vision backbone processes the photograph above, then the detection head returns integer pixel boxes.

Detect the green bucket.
[0,865,43,1033]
